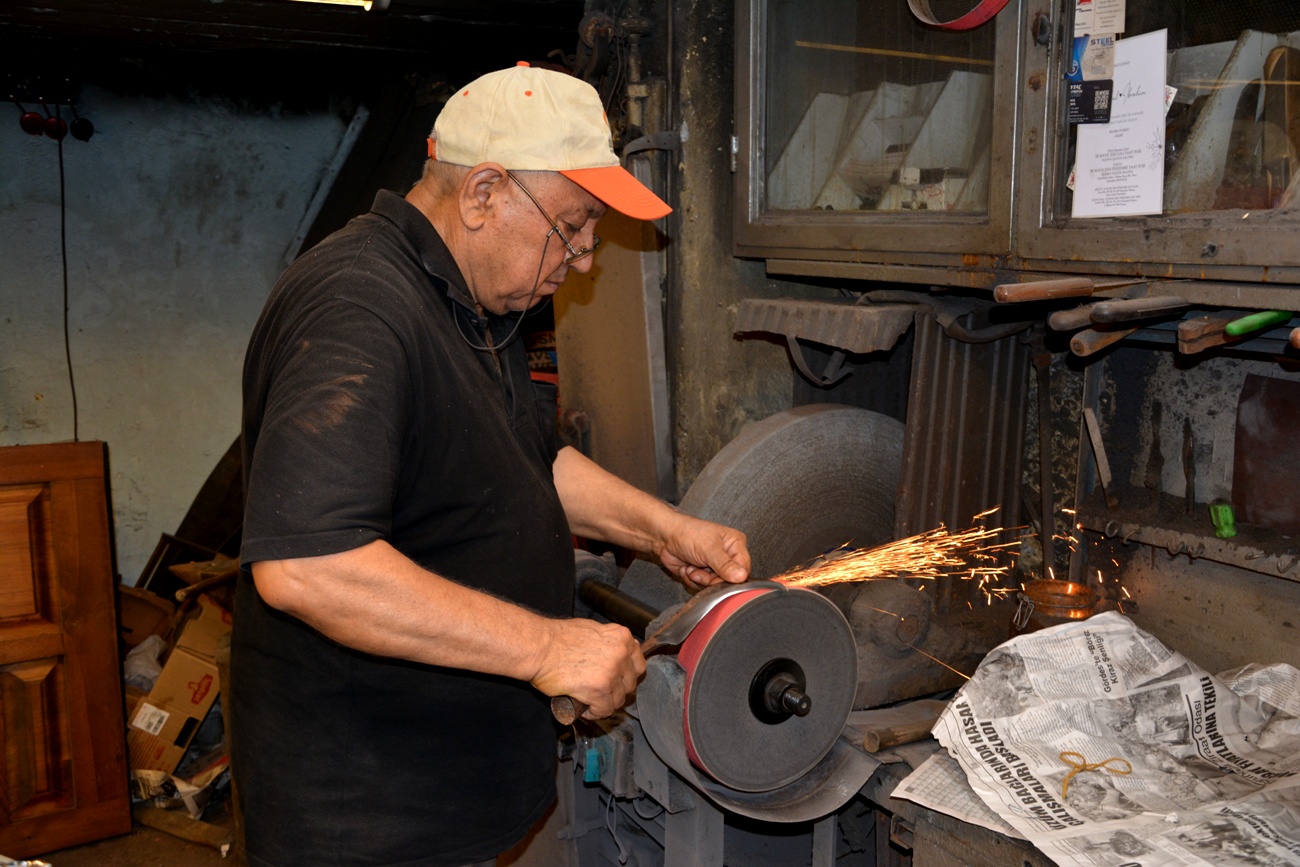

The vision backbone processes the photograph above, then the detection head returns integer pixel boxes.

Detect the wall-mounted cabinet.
[736,0,1300,303]
[735,0,1016,261]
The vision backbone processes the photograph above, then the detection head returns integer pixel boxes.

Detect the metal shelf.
[1076,487,1300,583]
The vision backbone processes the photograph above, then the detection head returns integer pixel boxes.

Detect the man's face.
[478,171,606,316]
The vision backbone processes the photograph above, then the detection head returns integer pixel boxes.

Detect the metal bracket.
[889,814,915,850]
[622,129,680,159]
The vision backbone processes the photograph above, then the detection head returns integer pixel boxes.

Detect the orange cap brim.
[561,165,672,221]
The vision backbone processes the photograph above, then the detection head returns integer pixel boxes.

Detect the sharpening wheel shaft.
[677,586,858,792]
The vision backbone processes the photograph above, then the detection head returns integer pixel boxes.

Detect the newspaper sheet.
[894,751,1027,839]
[905,611,1300,866]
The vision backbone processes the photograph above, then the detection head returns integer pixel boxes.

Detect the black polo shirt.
[234,190,574,866]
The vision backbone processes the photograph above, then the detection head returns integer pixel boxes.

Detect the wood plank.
[0,441,107,486]
[0,622,64,666]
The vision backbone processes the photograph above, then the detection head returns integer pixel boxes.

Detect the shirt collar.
[370,190,477,314]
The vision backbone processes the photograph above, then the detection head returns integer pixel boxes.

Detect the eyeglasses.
[507,171,601,265]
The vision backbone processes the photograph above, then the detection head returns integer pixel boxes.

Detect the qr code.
[1094,89,1110,111]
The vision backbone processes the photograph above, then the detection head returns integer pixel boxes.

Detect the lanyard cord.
[451,234,556,420]
[452,233,552,353]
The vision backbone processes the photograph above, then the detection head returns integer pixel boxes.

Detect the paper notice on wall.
[1071,29,1167,218]
[1074,0,1093,36]
[1093,0,1125,35]
[1081,34,1115,80]
[1075,0,1125,37]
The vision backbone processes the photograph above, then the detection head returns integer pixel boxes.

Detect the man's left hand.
[656,512,751,590]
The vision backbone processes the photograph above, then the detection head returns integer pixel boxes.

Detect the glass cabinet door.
[735,0,1020,260]
[1019,0,1300,276]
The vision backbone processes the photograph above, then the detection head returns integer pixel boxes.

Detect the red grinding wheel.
[676,585,858,792]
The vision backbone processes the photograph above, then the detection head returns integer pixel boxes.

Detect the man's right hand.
[528,618,645,720]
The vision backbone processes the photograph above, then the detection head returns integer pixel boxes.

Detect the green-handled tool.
[1224,310,1292,337]
[1209,502,1236,539]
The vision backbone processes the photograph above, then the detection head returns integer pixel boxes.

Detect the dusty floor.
[36,803,237,867]
[38,826,230,867]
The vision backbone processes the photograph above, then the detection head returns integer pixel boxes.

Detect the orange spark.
[772,519,1023,589]
[906,642,972,679]
[861,605,973,677]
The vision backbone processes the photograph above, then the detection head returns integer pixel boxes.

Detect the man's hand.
[529,618,646,720]
[656,511,751,590]
[551,445,752,591]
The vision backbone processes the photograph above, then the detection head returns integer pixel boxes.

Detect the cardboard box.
[126,595,231,773]
[125,684,148,718]
[118,584,175,647]
[127,647,221,773]
[175,595,232,661]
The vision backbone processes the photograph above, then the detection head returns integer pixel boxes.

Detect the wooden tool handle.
[1089,296,1189,324]
[862,718,939,752]
[994,277,1095,303]
[551,695,587,726]
[1070,325,1140,357]
[1178,312,1236,341]
[1177,312,1240,354]
[1048,303,1103,332]
[174,566,239,602]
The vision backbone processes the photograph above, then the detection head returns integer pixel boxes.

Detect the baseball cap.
[430,61,671,221]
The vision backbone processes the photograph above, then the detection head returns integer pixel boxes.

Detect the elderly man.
[231,62,750,867]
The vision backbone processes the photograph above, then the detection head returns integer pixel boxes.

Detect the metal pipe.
[578,578,659,638]
[1031,325,1056,574]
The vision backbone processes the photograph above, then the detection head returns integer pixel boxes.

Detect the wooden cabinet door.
[0,441,132,856]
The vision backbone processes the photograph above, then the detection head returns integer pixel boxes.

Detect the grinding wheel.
[619,404,903,611]
[681,403,903,579]
[675,586,857,792]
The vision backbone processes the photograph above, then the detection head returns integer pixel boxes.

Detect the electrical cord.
[56,111,79,441]
[632,795,664,820]
[603,791,630,865]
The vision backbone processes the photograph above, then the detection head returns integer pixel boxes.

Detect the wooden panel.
[0,441,131,857]
[0,486,47,621]
[0,660,67,818]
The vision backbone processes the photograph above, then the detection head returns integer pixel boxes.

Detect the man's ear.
[459,163,508,230]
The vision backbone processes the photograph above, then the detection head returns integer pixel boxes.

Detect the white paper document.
[1074,0,1126,37]
[1072,29,1167,218]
